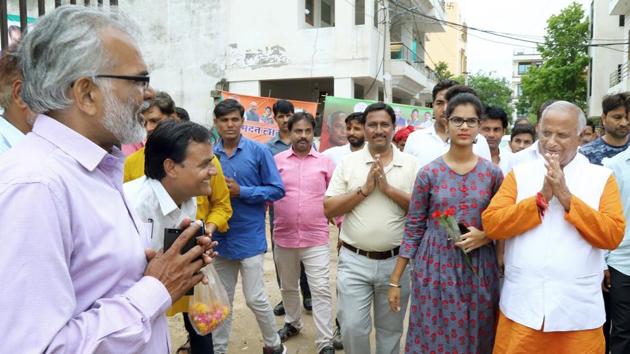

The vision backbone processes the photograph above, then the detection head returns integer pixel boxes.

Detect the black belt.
[342,242,400,260]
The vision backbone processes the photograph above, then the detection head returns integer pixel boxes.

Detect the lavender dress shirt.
[0,115,172,353]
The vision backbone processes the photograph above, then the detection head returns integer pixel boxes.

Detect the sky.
[458,0,591,81]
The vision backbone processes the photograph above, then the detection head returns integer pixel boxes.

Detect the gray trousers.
[212,255,281,354]
[336,247,410,354]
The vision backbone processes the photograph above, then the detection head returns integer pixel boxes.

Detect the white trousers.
[212,254,281,354]
[275,244,333,352]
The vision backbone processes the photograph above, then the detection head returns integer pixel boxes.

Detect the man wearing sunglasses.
[0,5,216,353]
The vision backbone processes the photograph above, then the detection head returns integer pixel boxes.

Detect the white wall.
[224,0,382,87]
[120,0,226,127]
[590,0,625,117]
[9,0,226,127]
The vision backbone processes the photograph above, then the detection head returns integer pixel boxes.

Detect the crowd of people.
[1,5,630,354]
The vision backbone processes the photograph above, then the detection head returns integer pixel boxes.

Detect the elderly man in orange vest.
[482,101,625,354]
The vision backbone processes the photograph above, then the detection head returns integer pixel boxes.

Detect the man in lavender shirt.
[0,6,215,353]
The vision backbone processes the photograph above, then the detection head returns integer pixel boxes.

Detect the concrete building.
[226,0,445,107]
[587,0,625,117]
[598,0,630,115]
[510,48,542,120]
[6,0,444,125]
[6,0,227,126]
[424,1,467,76]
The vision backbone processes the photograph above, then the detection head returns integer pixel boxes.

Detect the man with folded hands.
[324,102,418,354]
[482,101,625,354]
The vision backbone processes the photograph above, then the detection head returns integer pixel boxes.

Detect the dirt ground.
[168,221,409,354]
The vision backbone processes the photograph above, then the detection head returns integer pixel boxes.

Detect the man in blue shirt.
[604,149,630,354]
[266,100,292,155]
[212,99,286,354]
[581,93,630,166]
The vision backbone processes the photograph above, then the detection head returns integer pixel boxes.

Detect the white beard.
[101,85,147,145]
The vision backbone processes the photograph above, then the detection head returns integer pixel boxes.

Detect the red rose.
[444,207,456,217]
[432,210,442,218]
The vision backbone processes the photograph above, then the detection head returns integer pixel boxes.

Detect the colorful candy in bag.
[188,265,231,335]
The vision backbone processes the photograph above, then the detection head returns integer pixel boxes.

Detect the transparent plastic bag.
[187,264,231,335]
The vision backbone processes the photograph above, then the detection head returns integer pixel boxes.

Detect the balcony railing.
[390,41,438,82]
[610,62,628,87]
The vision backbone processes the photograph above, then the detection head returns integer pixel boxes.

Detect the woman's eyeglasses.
[448,117,480,128]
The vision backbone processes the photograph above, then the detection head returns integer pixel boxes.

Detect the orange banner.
[220,91,318,143]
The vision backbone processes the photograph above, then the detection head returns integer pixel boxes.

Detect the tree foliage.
[519,2,589,115]
[432,63,512,117]
[455,73,513,117]
[434,61,454,81]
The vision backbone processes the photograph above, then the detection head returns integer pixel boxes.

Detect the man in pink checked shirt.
[273,112,336,354]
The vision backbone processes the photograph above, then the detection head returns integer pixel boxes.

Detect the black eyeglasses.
[448,117,480,127]
[94,74,150,88]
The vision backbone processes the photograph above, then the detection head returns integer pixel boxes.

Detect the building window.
[304,0,335,28]
[516,84,522,97]
[355,0,365,25]
[321,0,334,26]
[518,63,531,75]
[374,0,379,27]
[620,15,625,27]
[306,0,315,26]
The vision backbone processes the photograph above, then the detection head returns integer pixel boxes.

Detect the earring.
[446,137,450,144]
[473,137,478,144]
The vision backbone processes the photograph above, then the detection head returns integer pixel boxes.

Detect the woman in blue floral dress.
[389,93,504,354]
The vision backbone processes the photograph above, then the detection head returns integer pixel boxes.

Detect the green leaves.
[434,61,455,81]
[520,1,589,115]
[466,74,513,115]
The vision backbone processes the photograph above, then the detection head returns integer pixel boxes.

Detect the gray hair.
[540,101,587,135]
[327,111,347,129]
[18,5,139,113]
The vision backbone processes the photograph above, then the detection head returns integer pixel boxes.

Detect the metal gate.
[1,0,119,50]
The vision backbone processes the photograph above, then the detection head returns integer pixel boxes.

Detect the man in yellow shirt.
[124,91,177,180]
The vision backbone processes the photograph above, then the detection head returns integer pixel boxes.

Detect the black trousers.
[269,206,311,299]
[183,313,214,354]
[610,267,630,354]
[605,288,611,353]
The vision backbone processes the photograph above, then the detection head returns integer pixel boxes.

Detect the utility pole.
[382,0,393,103]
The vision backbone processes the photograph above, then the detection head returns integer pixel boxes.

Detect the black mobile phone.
[164,223,205,296]
[458,223,469,234]
[163,222,205,254]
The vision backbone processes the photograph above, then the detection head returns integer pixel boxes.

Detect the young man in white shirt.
[480,106,512,175]
[125,119,218,354]
[404,81,491,168]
